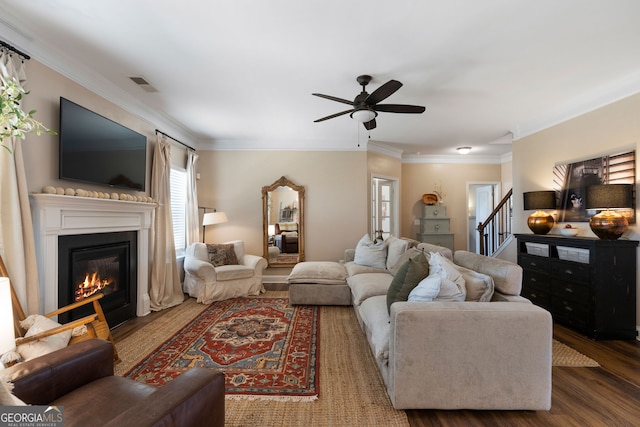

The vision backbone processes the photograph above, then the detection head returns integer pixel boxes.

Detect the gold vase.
[527,211,554,235]
[589,210,628,240]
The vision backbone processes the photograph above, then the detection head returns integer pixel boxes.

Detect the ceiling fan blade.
[363,119,377,130]
[314,109,354,123]
[312,93,354,106]
[365,80,402,105]
[374,104,426,114]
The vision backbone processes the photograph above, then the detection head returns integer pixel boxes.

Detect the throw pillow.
[17,315,72,362]
[389,247,423,276]
[206,243,239,267]
[455,265,495,302]
[386,251,430,313]
[354,234,387,270]
[408,275,441,302]
[385,236,409,271]
[429,252,466,301]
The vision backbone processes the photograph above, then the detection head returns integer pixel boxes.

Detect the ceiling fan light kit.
[350,109,377,123]
[313,74,425,130]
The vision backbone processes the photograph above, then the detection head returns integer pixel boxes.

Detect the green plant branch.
[1,75,57,153]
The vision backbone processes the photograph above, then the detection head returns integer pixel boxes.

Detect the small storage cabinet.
[417,205,454,250]
[516,233,638,339]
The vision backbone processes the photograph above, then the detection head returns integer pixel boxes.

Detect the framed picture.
[553,150,635,223]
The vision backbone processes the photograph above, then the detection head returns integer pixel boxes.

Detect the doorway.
[371,176,399,240]
[466,182,501,253]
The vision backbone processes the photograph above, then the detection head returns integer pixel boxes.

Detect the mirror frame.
[262,176,305,267]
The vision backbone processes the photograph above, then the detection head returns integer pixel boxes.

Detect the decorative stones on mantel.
[41,186,155,203]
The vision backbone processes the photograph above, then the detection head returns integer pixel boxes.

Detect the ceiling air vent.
[129,76,158,93]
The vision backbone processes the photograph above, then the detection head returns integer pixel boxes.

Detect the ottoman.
[287,261,351,305]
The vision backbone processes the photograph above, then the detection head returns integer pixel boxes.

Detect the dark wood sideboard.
[515,233,638,340]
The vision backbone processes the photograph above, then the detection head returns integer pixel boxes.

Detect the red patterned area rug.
[124,297,319,401]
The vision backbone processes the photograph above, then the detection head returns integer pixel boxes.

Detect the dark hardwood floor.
[406,325,640,427]
[112,308,640,427]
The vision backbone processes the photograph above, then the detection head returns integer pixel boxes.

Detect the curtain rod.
[155,129,195,151]
[0,40,30,60]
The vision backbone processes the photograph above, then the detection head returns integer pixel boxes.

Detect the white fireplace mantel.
[30,193,155,317]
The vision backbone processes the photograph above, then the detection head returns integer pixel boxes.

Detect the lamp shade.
[585,184,633,210]
[523,191,556,210]
[350,109,377,123]
[0,277,15,354]
[202,211,229,226]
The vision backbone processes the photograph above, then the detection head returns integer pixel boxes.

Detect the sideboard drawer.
[523,270,549,291]
[522,286,551,309]
[551,280,590,304]
[520,254,550,272]
[551,261,591,282]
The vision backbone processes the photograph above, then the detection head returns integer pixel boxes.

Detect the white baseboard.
[262,275,289,284]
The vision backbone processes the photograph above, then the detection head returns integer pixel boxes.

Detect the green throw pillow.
[386,251,429,314]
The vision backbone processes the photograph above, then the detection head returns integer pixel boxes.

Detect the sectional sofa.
[289,236,553,411]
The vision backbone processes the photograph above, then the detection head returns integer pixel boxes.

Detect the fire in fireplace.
[58,231,137,327]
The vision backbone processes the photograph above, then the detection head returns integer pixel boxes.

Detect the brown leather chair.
[4,339,225,427]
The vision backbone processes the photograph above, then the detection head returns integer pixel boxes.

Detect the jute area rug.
[115,292,410,426]
[552,339,599,367]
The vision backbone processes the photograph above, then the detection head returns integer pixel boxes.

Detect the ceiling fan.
[312,75,426,130]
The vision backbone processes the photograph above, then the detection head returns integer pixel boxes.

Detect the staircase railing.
[477,188,513,256]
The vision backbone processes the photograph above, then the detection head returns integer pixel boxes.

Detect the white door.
[475,185,494,253]
[372,177,397,240]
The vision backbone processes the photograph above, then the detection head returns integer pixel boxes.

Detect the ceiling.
[1,0,640,162]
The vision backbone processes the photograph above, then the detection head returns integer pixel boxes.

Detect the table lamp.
[585,184,633,240]
[523,191,556,234]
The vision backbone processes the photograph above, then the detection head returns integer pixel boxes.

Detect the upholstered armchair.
[183,240,267,304]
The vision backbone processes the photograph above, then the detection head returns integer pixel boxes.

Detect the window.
[170,167,187,258]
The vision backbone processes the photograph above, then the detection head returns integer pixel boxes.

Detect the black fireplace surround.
[58,231,137,327]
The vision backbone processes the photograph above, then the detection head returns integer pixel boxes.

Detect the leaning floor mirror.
[262,176,305,267]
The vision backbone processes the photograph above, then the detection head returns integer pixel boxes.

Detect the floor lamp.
[202,210,229,243]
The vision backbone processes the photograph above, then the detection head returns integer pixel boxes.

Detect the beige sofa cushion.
[453,251,522,296]
[359,295,390,363]
[344,261,388,276]
[347,272,394,306]
[428,252,466,302]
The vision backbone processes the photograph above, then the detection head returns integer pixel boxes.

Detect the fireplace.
[58,231,137,327]
[30,193,154,320]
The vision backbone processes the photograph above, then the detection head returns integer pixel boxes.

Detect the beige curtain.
[185,150,200,246]
[0,51,40,314]
[149,136,183,310]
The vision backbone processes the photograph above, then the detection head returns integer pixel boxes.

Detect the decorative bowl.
[422,193,438,205]
[560,227,579,236]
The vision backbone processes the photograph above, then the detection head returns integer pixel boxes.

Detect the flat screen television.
[59,97,147,191]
